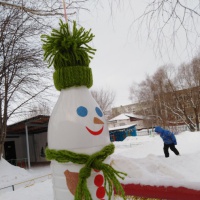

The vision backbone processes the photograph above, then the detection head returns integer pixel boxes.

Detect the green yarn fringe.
[41,20,96,69]
[41,20,95,90]
[46,143,127,200]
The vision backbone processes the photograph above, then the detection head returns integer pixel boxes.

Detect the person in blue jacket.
[155,126,180,157]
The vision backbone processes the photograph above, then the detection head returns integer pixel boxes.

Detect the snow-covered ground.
[1,131,200,199]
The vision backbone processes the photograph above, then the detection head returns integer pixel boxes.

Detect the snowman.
[41,20,126,200]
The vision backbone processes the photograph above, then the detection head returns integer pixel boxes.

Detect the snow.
[108,113,130,121]
[1,131,200,199]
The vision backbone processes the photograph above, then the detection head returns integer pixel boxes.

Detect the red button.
[94,174,104,187]
[96,186,105,199]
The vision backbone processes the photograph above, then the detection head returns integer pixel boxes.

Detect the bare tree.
[150,61,200,131]
[146,65,198,131]
[130,58,200,132]
[134,0,200,55]
[133,76,165,128]
[26,102,51,118]
[2,1,199,55]
[129,81,142,103]
[0,4,54,157]
[0,0,89,18]
[90,87,115,117]
[174,56,200,131]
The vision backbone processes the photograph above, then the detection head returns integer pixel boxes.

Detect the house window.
[183,95,188,101]
[188,115,194,119]
[178,95,183,101]
[176,116,181,120]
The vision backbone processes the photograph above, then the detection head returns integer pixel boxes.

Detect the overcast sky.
[69,1,200,107]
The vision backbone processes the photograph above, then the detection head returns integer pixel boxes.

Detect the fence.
[137,129,155,136]
[137,125,191,136]
[0,173,52,195]
[168,125,189,134]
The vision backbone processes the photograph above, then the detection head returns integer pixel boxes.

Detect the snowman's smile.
[86,126,104,136]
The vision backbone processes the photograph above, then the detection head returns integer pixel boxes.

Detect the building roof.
[7,115,49,135]
[108,113,144,122]
[109,114,130,121]
[109,124,136,131]
[125,113,145,119]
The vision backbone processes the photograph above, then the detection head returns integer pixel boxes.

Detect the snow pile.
[0,157,32,188]
[0,179,53,200]
[1,131,200,199]
[111,131,200,190]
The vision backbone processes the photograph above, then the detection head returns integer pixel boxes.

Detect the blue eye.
[95,107,103,117]
[77,106,88,117]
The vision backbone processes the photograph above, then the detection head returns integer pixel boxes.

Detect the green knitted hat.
[41,20,96,91]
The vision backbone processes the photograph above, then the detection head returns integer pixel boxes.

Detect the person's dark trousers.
[163,143,180,157]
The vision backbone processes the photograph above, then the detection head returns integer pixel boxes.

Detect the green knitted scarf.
[45,143,126,200]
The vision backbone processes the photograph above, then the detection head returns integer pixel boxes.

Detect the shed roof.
[7,115,49,135]
[109,124,136,131]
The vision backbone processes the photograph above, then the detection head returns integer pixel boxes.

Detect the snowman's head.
[48,86,111,151]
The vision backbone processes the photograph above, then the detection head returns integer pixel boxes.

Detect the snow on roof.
[125,113,145,119]
[109,124,136,131]
[109,114,130,121]
[108,113,144,122]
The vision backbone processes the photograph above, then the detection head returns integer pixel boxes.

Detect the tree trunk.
[0,142,3,160]
[188,123,195,132]
[194,108,200,131]
[0,131,6,159]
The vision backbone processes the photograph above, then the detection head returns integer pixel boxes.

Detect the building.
[111,102,150,118]
[152,86,200,131]
[108,113,145,130]
[4,115,49,168]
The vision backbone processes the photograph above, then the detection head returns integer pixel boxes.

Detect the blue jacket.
[155,126,177,145]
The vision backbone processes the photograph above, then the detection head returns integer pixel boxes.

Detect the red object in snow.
[120,183,200,200]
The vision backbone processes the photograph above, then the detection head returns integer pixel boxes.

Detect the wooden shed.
[5,115,50,168]
[109,124,137,142]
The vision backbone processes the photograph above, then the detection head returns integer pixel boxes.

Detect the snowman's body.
[51,160,110,199]
[48,86,113,199]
